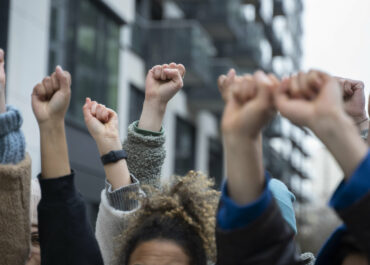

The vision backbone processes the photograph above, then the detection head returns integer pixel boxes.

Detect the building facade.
[3,0,309,225]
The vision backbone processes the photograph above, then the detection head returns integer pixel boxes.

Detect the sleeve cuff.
[330,151,370,210]
[133,120,164,137]
[0,105,23,137]
[105,174,141,211]
[38,171,77,203]
[217,172,272,230]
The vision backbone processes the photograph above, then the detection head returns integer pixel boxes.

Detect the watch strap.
[101,150,127,165]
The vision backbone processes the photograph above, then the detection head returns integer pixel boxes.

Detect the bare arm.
[32,66,71,178]
[219,70,277,204]
[83,98,131,189]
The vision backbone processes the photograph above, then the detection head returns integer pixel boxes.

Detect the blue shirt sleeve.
[217,173,272,230]
[330,150,370,211]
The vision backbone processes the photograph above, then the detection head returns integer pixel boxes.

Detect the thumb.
[254,71,275,103]
[55,65,71,92]
[82,98,94,122]
[163,68,183,89]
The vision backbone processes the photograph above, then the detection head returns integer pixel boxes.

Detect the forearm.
[39,122,70,179]
[96,138,131,190]
[138,99,166,132]
[314,113,368,179]
[224,134,265,205]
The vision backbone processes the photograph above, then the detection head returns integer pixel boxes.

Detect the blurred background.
[0,0,369,255]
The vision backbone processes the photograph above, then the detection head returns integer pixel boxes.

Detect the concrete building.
[2,0,309,225]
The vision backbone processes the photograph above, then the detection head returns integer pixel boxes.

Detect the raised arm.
[216,70,302,265]
[93,63,185,265]
[32,66,103,265]
[123,63,185,186]
[275,70,370,264]
[335,77,368,140]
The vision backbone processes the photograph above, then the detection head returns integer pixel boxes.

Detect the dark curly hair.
[120,171,220,264]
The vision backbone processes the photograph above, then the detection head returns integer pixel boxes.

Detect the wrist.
[39,120,65,134]
[96,137,122,156]
[138,99,166,132]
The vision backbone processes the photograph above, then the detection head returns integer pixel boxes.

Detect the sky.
[303,0,370,98]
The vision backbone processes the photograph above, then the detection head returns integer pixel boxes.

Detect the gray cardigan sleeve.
[104,120,165,210]
[0,105,25,164]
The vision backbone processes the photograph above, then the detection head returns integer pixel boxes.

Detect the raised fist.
[31,66,71,126]
[83,98,121,155]
[145,63,185,106]
[219,69,278,139]
[336,77,367,123]
[275,70,344,131]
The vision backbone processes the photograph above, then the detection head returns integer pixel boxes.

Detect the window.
[174,117,196,176]
[49,0,120,124]
[208,138,223,190]
[129,84,145,124]
[0,0,10,53]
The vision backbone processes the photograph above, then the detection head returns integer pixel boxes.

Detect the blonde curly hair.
[120,171,220,264]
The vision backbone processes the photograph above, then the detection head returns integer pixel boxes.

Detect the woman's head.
[121,171,220,265]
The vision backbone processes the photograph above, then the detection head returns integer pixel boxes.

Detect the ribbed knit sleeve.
[0,105,25,164]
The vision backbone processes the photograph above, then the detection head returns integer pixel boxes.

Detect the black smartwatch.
[101,150,128,165]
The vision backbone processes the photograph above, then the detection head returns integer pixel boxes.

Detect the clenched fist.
[31,66,71,126]
[145,63,185,106]
[83,98,121,155]
[336,77,368,126]
[139,63,185,132]
[218,69,278,139]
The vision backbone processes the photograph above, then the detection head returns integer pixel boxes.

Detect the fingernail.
[155,69,161,76]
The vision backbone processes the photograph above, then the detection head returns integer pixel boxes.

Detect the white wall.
[7,0,51,178]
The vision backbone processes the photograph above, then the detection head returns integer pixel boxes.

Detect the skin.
[218,69,279,205]
[32,65,71,179]
[128,240,190,265]
[29,65,72,264]
[0,48,6,113]
[139,63,185,132]
[83,98,131,189]
[26,225,41,265]
[83,63,185,190]
[275,70,368,179]
[335,77,368,132]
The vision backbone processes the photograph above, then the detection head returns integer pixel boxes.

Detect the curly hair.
[120,171,220,264]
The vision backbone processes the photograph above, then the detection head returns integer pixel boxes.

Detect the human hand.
[275,70,368,178]
[336,77,368,129]
[83,98,121,155]
[0,49,6,113]
[139,63,185,131]
[275,70,345,132]
[31,66,71,127]
[219,69,278,140]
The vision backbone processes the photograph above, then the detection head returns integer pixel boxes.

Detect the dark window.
[49,0,120,124]
[174,117,196,176]
[136,0,163,20]
[129,84,145,124]
[208,138,223,190]
[0,0,10,55]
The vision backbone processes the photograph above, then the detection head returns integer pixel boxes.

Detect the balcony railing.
[176,0,246,41]
[132,17,216,85]
[187,58,238,111]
